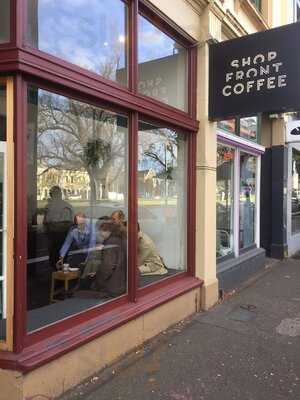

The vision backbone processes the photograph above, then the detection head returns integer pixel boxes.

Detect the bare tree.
[36,91,126,202]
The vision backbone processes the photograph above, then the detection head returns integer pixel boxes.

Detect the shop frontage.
[210,20,300,288]
[216,117,266,290]
[0,1,208,398]
[0,0,296,397]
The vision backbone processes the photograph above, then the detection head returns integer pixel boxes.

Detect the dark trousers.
[47,230,68,270]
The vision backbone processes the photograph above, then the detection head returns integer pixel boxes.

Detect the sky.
[28,0,183,80]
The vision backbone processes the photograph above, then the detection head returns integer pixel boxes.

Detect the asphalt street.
[60,258,300,400]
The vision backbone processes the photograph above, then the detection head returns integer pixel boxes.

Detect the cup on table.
[63,263,69,273]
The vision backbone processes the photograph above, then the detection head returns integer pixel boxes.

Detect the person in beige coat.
[138,225,168,276]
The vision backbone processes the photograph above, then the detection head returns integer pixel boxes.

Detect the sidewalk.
[60,259,300,400]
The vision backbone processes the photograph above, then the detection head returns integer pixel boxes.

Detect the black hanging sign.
[209,22,300,120]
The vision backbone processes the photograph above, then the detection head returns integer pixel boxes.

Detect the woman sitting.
[138,224,168,276]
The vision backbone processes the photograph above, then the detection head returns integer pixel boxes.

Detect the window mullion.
[129,0,138,92]
[255,155,261,247]
[128,112,138,302]
[234,147,240,257]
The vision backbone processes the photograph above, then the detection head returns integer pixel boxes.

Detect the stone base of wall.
[0,288,201,400]
[217,248,266,291]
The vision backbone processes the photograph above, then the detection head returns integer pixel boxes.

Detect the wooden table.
[50,270,80,303]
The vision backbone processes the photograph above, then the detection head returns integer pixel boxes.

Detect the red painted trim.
[129,0,138,92]
[13,75,27,353]
[137,272,189,296]
[128,112,138,302]
[0,276,202,372]
[16,48,198,131]
[25,75,129,120]
[25,296,129,347]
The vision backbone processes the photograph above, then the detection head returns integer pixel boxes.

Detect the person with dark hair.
[111,210,125,225]
[96,220,127,297]
[84,219,127,297]
[43,185,74,269]
[56,212,96,267]
[80,216,113,280]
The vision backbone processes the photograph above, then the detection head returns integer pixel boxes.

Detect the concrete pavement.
[60,258,300,400]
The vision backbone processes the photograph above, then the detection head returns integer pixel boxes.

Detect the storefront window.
[27,0,128,86]
[0,86,6,340]
[239,153,257,249]
[291,147,300,234]
[138,15,187,111]
[0,0,10,44]
[218,116,259,143]
[216,145,234,258]
[217,119,236,135]
[27,87,128,331]
[138,122,187,286]
[240,116,258,142]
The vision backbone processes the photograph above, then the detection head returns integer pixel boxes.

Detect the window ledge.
[0,276,202,372]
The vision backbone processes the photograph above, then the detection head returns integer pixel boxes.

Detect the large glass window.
[0,0,10,44]
[27,0,128,86]
[138,15,187,111]
[217,145,234,258]
[138,121,187,287]
[291,147,300,234]
[27,87,128,331]
[239,153,257,249]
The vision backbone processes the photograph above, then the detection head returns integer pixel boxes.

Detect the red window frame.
[0,0,200,366]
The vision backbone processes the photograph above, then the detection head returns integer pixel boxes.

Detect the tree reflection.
[35,90,126,204]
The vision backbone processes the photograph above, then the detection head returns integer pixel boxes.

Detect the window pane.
[138,15,187,111]
[240,116,258,142]
[291,147,300,234]
[217,145,234,258]
[239,153,257,249]
[138,121,187,287]
[27,87,128,331]
[217,119,236,135]
[0,0,10,44]
[27,0,128,86]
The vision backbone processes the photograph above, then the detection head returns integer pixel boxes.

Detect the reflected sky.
[138,15,182,64]
[28,0,127,82]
